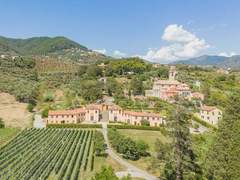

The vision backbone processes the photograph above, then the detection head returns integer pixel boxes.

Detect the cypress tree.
[162,104,202,180]
[206,93,240,179]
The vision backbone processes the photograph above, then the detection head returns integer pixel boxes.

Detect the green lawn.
[118,129,168,152]
[0,128,20,147]
[118,129,169,177]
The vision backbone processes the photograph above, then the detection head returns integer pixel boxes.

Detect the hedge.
[192,114,217,131]
[47,124,102,129]
[107,124,167,135]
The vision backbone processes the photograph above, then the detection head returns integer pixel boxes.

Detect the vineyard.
[0,128,96,180]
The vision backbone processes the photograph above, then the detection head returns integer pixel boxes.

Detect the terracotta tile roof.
[201,105,217,112]
[124,111,162,118]
[86,104,101,110]
[176,83,190,91]
[108,104,122,110]
[48,108,85,116]
[154,80,180,85]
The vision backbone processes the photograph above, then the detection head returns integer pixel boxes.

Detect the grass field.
[118,129,168,152]
[118,129,169,177]
[0,128,20,147]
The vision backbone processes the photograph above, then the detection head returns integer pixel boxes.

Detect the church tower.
[169,66,177,81]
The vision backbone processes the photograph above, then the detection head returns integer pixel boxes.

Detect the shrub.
[0,118,5,128]
[47,123,102,128]
[140,119,150,126]
[27,103,35,112]
[43,91,55,102]
[108,128,149,160]
[41,108,49,118]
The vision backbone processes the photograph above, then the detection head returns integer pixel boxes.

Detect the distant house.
[198,105,222,125]
[145,66,192,101]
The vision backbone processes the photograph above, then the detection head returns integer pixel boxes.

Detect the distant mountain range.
[0,36,108,63]
[172,55,240,69]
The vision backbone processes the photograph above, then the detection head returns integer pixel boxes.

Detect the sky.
[0,0,239,63]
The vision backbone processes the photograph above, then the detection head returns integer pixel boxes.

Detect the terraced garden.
[0,128,96,180]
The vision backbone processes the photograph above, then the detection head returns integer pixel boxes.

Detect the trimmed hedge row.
[107,124,167,135]
[47,124,102,129]
[192,114,217,131]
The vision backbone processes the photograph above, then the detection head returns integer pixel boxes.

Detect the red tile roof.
[155,80,180,85]
[123,111,162,118]
[48,108,85,115]
[85,104,101,110]
[201,105,217,112]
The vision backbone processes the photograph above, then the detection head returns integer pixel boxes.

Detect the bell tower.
[169,66,177,81]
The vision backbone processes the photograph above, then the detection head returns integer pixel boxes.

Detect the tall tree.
[130,77,143,96]
[160,104,202,179]
[206,93,240,179]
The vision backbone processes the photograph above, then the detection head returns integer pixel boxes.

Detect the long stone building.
[47,103,165,127]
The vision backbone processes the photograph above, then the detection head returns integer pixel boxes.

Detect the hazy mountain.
[172,55,240,69]
[0,36,108,63]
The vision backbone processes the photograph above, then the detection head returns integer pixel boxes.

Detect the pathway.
[33,114,46,128]
[101,123,158,180]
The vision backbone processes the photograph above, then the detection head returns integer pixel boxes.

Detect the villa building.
[48,108,86,124]
[47,103,165,127]
[145,66,192,101]
[122,111,165,127]
[198,105,222,125]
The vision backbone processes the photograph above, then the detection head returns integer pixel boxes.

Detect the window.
[207,117,210,120]
[91,116,94,121]
[72,115,74,118]
[95,110,98,114]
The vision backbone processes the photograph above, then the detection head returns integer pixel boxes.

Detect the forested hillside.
[0,36,108,63]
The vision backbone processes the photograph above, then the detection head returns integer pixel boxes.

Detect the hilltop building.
[198,105,222,125]
[145,66,192,101]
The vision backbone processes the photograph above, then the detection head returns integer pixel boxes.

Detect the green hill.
[0,36,107,63]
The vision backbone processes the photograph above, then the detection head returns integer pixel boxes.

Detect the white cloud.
[94,49,107,54]
[113,50,126,58]
[219,52,236,57]
[142,24,209,63]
